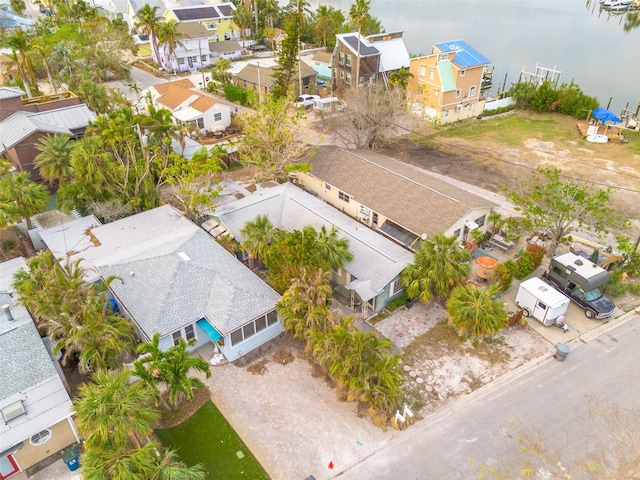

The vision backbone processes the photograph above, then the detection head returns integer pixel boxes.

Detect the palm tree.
[447,284,508,337]
[75,368,160,451]
[34,134,74,185]
[312,5,343,49]
[31,38,57,93]
[211,58,232,86]
[233,4,253,48]
[6,29,36,97]
[389,66,414,92]
[0,167,48,230]
[240,214,277,268]
[157,19,185,73]
[163,339,211,410]
[313,225,354,268]
[135,4,164,67]
[349,0,371,89]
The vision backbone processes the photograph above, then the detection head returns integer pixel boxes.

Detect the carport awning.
[345,279,378,301]
[196,318,222,341]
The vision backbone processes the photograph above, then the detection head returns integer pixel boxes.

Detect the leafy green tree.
[401,232,472,303]
[75,368,160,451]
[530,80,559,113]
[311,5,345,49]
[271,5,304,99]
[389,66,414,92]
[507,81,537,109]
[505,165,629,257]
[555,81,598,118]
[240,214,278,268]
[10,0,26,15]
[237,95,309,181]
[447,284,508,337]
[0,162,48,230]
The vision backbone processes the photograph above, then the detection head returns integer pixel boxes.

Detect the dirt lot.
[379,112,640,238]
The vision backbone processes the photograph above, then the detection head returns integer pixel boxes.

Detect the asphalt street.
[334,310,640,480]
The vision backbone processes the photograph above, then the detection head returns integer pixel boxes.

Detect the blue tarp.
[592,107,621,124]
[196,318,222,341]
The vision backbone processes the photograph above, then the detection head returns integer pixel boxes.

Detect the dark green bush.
[493,262,515,292]
[224,84,249,105]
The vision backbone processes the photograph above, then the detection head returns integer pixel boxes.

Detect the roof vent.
[1,304,14,322]
[574,259,583,266]
[178,252,191,262]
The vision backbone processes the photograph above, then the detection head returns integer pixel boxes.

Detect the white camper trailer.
[515,277,571,326]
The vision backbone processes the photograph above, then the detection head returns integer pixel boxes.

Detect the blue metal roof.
[434,40,490,68]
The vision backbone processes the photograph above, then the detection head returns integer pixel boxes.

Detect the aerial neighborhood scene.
[2,0,640,478]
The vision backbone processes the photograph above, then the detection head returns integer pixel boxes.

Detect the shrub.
[223,84,249,105]
[493,262,515,292]
[526,244,547,267]
[514,251,537,280]
[482,104,517,117]
[386,294,409,310]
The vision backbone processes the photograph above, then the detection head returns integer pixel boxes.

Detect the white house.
[147,78,231,133]
[158,22,211,73]
[38,206,282,362]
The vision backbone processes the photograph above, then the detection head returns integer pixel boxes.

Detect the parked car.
[295,94,320,109]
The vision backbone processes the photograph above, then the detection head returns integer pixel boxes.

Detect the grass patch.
[155,401,270,480]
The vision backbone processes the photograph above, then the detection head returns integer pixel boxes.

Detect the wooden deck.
[576,122,628,143]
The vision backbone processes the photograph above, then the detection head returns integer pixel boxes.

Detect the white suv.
[295,94,320,109]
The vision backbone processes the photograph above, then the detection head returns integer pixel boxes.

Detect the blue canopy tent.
[591,107,621,124]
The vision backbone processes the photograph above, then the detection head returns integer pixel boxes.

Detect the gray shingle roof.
[338,33,379,57]
[215,183,414,296]
[301,146,497,238]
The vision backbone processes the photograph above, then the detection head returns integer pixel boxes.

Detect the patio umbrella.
[475,256,498,270]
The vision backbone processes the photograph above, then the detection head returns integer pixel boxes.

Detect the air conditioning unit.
[456,104,463,112]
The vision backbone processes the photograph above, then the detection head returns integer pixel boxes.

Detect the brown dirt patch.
[154,386,211,430]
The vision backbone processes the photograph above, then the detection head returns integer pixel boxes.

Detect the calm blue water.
[305,0,639,115]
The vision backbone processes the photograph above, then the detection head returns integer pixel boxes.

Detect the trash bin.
[62,447,80,471]
[554,343,570,362]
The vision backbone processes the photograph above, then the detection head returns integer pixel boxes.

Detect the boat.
[586,134,609,144]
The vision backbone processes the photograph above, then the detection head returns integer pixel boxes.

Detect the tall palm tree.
[313,225,354,268]
[31,39,57,93]
[312,5,342,49]
[5,29,36,97]
[135,4,164,67]
[447,284,508,337]
[240,214,277,268]
[157,19,185,73]
[75,368,160,451]
[233,4,253,49]
[349,0,371,89]
[34,134,74,185]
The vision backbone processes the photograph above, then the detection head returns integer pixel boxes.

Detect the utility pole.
[257,61,262,104]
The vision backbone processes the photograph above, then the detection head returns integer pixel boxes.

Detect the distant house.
[147,78,231,132]
[157,22,211,72]
[38,206,282,362]
[408,40,492,123]
[208,39,242,60]
[306,50,332,82]
[0,99,96,182]
[213,182,414,318]
[233,61,317,97]
[0,258,80,477]
[293,145,497,250]
[165,3,237,43]
[331,31,410,91]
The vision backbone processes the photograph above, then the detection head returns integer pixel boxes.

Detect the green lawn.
[155,401,270,480]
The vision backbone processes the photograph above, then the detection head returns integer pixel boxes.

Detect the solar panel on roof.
[217,5,233,16]
[174,7,219,21]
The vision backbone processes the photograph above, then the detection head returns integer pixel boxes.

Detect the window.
[372,212,379,226]
[418,84,425,95]
[474,215,486,227]
[338,191,349,203]
[443,109,449,117]
[346,73,351,85]
[340,71,344,79]
[359,75,365,85]
[339,52,345,64]
[2,401,26,423]
[469,86,476,96]
[438,53,448,61]
[214,112,222,121]
[230,329,243,346]
[30,429,52,446]
[206,23,217,30]
[453,228,461,238]
[370,73,377,82]
[172,325,196,346]
[460,69,466,76]
[429,68,435,80]
[255,316,267,332]
[434,88,440,97]
[455,89,461,98]
[346,54,352,67]
[331,265,342,275]
[201,55,207,63]
[325,183,332,190]
[229,311,279,346]
[390,278,402,296]
[267,310,278,326]
[243,322,255,340]
[419,65,427,77]
[178,58,185,65]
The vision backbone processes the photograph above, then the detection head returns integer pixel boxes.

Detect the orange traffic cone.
[328,461,334,469]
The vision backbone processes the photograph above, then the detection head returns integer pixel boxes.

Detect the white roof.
[0,86,24,100]
[0,293,74,452]
[373,36,410,71]
[214,183,414,298]
[172,105,203,122]
[0,257,27,293]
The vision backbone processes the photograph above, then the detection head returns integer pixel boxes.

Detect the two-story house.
[157,22,211,72]
[331,31,410,92]
[165,2,237,43]
[408,40,491,123]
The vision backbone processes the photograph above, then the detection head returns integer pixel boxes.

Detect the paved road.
[333,310,640,480]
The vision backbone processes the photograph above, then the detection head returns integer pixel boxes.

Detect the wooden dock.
[576,122,627,143]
